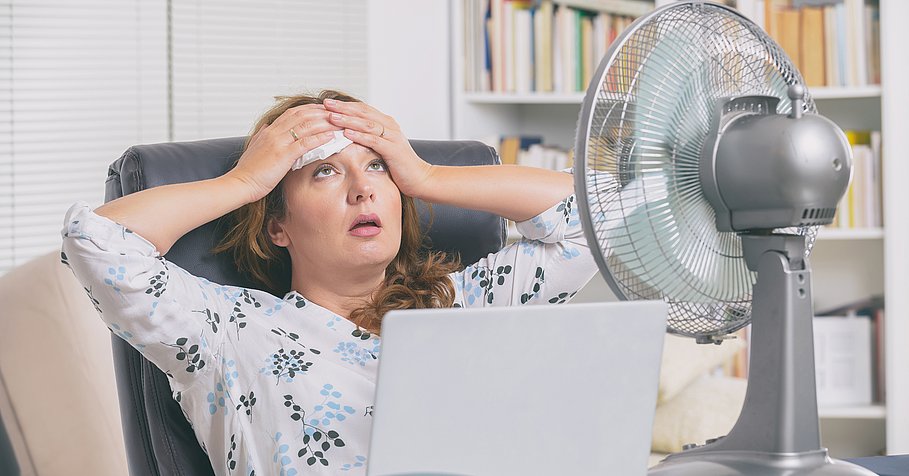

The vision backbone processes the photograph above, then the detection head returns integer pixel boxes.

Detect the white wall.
[367,0,452,140]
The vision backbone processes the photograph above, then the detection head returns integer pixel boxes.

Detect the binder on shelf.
[813,314,873,408]
[817,296,885,404]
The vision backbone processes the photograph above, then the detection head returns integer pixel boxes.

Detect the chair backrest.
[104,137,505,475]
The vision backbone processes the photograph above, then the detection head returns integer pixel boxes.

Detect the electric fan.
[573,2,874,475]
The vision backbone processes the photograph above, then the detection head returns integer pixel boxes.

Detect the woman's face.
[269,143,403,276]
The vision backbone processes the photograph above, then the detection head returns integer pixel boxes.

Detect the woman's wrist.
[406,162,438,200]
[219,172,264,205]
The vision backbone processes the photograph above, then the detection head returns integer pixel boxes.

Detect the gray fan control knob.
[788,84,806,119]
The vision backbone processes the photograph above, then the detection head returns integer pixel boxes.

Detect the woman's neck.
[291,265,385,320]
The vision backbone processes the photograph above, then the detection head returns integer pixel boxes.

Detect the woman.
[61,90,597,475]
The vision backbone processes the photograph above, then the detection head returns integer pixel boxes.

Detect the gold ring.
[289,128,300,141]
[380,125,386,138]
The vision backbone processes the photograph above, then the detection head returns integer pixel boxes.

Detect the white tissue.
[291,130,354,170]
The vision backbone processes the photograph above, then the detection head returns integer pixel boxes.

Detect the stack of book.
[831,130,883,229]
[491,134,573,170]
[744,0,880,87]
[463,0,651,94]
[815,296,886,405]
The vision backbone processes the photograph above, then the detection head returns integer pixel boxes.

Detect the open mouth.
[349,213,382,234]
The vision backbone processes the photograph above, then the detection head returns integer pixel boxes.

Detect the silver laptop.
[367,301,667,476]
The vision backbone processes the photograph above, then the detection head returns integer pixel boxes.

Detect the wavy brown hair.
[213,90,461,334]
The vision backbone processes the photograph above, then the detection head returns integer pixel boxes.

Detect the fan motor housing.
[702,97,852,232]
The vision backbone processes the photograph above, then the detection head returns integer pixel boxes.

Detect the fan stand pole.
[649,234,875,475]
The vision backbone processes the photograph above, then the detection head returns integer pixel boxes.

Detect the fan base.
[649,449,876,475]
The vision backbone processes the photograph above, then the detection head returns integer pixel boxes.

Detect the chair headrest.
[105,137,506,295]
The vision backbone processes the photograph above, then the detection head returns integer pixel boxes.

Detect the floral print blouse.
[60,193,596,476]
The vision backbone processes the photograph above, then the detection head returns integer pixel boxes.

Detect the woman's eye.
[368,160,387,172]
[314,165,336,177]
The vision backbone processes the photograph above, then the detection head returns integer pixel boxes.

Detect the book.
[799,6,825,87]
[499,136,521,164]
[560,5,577,93]
[580,12,594,91]
[831,130,881,230]
[823,4,839,87]
[504,1,515,92]
[813,315,873,407]
[845,0,867,87]
[870,130,882,227]
[865,1,880,84]
[835,1,846,86]
[514,6,533,93]
[489,0,504,92]
[817,296,885,403]
[482,0,492,91]
[777,7,801,69]
[497,135,544,165]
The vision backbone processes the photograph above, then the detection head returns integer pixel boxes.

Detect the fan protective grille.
[576,2,818,339]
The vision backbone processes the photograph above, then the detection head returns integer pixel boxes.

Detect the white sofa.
[0,251,746,474]
[0,252,128,475]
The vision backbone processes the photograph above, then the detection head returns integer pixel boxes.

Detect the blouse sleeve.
[60,202,230,392]
[450,193,599,307]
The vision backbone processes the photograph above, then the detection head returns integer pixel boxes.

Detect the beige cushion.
[0,252,128,475]
[658,334,744,404]
[651,375,747,454]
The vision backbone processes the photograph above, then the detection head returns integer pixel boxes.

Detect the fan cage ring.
[573,1,818,340]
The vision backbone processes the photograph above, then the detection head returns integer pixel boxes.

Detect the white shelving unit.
[450,0,908,457]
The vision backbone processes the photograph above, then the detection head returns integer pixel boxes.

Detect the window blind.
[0,0,169,274]
[171,0,368,140]
[0,0,368,275]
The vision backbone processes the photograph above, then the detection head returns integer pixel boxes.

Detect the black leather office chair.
[104,137,505,475]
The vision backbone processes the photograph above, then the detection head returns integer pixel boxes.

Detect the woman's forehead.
[336,143,381,161]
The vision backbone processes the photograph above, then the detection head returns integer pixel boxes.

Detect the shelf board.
[465,85,881,104]
[512,226,882,242]
[464,92,585,104]
[810,86,882,99]
[551,0,654,17]
[819,404,886,419]
[817,227,884,241]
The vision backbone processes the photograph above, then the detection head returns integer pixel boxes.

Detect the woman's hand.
[227,104,342,203]
[323,99,434,198]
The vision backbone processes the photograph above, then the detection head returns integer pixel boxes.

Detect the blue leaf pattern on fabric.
[60,194,597,475]
[333,338,380,367]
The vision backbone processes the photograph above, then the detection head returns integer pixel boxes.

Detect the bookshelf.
[451,0,908,457]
